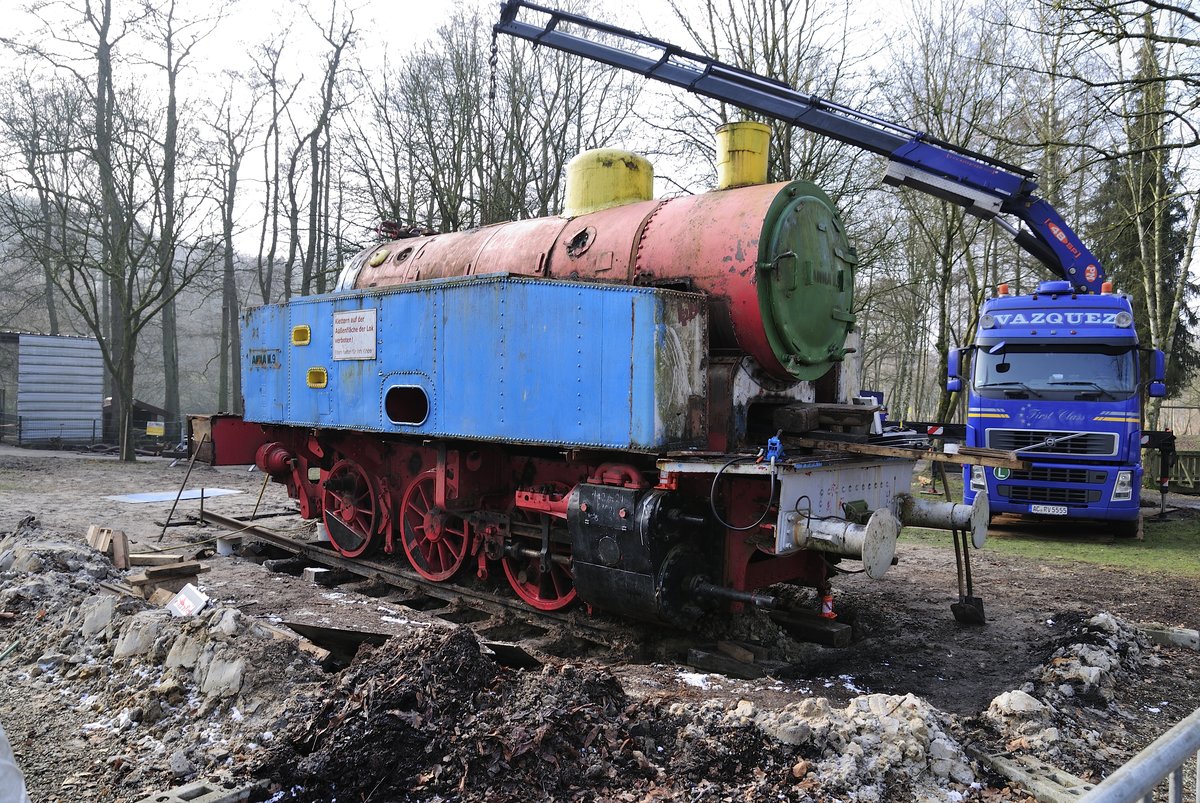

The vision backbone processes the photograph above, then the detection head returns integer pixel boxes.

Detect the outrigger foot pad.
[951,595,986,625]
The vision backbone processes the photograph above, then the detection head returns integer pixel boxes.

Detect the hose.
[708,455,778,532]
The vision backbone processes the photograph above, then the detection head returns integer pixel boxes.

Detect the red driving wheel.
[321,459,379,558]
[503,504,577,612]
[399,469,470,582]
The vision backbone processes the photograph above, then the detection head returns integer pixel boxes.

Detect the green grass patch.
[903,468,1200,577]
[901,516,1200,577]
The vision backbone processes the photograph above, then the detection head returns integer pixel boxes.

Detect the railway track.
[194,509,630,665]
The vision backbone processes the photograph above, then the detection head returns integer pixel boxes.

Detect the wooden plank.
[717,640,765,664]
[786,437,1030,470]
[770,609,853,648]
[128,552,185,567]
[85,525,113,554]
[686,648,764,680]
[142,561,206,578]
[97,581,138,597]
[110,530,129,570]
[126,564,207,588]
[297,640,331,662]
[147,588,175,606]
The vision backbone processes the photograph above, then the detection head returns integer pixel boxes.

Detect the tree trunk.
[157,3,181,443]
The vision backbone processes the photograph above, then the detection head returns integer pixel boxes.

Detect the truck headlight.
[1112,470,1133,502]
[970,465,986,492]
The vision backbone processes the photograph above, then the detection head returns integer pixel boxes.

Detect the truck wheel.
[1111,515,1141,539]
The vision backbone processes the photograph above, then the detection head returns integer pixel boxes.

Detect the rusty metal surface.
[347,180,855,383]
[349,186,786,374]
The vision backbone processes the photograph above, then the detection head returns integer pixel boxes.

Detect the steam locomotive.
[226,125,983,625]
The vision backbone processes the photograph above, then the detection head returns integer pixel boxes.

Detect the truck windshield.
[973,345,1137,400]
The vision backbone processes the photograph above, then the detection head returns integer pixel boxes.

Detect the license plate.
[1030,504,1068,516]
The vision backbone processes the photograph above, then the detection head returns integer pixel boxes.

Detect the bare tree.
[878,0,1028,421]
[300,3,355,296]
[251,35,300,304]
[206,85,257,413]
[142,0,226,440]
[3,0,215,460]
[0,77,89,335]
[662,0,874,198]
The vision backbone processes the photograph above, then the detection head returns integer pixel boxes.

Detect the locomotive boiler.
[229,124,985,625]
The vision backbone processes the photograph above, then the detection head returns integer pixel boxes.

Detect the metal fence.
[1081,707,1200,802]
[0,415,187,452]
[0,414,104,447]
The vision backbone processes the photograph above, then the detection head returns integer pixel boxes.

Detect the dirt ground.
[0,445,1197,802]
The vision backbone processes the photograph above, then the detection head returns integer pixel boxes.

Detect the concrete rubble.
[0,519,1188,802]
[0,528,325,798]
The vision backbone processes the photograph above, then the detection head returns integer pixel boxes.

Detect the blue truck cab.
[948,280,1166,536]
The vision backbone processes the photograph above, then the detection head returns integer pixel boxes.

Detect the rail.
[1080,707,1200,803]
[193,509,622,641]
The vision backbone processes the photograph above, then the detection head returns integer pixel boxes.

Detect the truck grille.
[1009,468,1106,484]
[1009,486,1090,505]
[987,429,1117,456]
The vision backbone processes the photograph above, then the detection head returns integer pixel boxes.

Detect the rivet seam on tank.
[631,199,670,281]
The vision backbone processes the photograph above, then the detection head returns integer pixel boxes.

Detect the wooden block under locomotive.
[217,154,992,626]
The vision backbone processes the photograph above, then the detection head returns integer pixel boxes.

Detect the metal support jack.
[158,434,208,542]
[938,461,985,624]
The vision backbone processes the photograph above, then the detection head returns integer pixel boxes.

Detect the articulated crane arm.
[494,0,1107,295]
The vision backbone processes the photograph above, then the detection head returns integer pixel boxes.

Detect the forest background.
[0,0,1196,459]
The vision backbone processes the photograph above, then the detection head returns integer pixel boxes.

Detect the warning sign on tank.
[332,308,377,360]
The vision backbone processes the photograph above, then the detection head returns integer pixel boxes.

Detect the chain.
[486,29,500,222]
[489,29,499,103]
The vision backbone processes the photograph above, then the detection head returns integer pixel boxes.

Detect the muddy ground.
[0,445,1197,802]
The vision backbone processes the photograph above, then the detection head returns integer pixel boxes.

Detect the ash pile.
[257,625,976,802]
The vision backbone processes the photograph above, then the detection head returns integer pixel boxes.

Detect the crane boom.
[494,0,1107,294]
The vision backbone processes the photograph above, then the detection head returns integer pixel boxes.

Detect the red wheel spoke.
[502,504,576,612]
[400,471,467,582]
[322,460,379,559]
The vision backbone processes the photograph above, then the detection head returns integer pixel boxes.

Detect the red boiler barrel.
[341,180,857,381]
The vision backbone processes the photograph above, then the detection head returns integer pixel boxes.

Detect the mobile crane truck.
[494,0,1169,540]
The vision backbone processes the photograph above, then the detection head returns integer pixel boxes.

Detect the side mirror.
[1149,349,1166,397]
[946,348,962,392]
